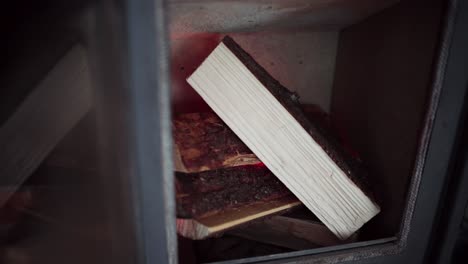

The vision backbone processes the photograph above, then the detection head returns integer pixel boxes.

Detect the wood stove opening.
[169,0,444,262]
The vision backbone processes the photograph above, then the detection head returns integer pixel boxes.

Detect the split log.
[187,36,380,239]
[176,165,293,219]
[174,104,365,239]
[174,111,300,239]
[173,112,260,174]
[176,197,300,240]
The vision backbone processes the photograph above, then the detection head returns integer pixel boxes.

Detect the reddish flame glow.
[170,33,222,114]
[252,162,266,168]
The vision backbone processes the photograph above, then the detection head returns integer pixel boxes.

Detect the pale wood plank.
[177,197,301,239]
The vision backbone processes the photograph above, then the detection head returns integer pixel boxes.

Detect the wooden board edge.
[177,198,301,239]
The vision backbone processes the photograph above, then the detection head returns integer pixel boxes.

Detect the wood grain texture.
[176,197,300,239]
[176,165,294,219]
[220,37,371,194]
[174,110,299,235]
[0,45,92,207]
[187,37,380,239]
[173,112,259,173]
[230,215,358,250]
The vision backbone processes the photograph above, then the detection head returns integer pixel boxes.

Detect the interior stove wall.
[167,0,400,113]
[170,31,338,112]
